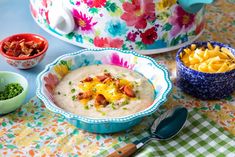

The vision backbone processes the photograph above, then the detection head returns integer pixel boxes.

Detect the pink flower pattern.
[110,53,134,69]
[169,6,196,37]
[73,9,97,32]
[22,60,35,68]
[83,0,107,8]
[44,73,59,94]
[127,32,137,42]
[94,37,123,48]
[121,0,156,29]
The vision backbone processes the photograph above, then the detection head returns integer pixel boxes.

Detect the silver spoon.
[108,106,188,157]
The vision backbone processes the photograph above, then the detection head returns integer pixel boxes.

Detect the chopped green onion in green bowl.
[0,71,28,115]
[0,83,23,100]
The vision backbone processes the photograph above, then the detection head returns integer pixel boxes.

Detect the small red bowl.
[0,33,48,69]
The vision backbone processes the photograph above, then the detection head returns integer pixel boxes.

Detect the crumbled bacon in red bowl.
[0,33,48,60]
[3,39,44,57]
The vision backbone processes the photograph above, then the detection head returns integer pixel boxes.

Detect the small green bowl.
[0,71,28,115]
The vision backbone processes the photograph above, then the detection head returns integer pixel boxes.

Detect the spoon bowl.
[151,106,188,140]
[108,106,188,157]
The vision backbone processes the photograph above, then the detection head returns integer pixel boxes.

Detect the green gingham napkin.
[96,109,235,157]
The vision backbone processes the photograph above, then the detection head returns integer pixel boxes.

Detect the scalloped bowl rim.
[36,48,172,124]
[176,41,235,76]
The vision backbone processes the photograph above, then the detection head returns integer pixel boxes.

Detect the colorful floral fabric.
[1,0,235,156]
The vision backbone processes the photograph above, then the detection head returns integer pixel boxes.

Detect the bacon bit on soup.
[95,94,109,107]
[119,85,125,92]
[3,39,44,57]
[123,85,135,98]
[78,73,136,108]
[77,91,92,100]
[96,75,107,82]
[103,77,113,83]
[96,73,112,82]
[104,73,112,77]
[115,79,120,88]
[118,85,135,98]
[81,76,93,83]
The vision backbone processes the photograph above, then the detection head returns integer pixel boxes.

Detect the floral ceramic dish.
[176,41,235,100]
[0,33,48,69]
[30,0,212,54]
[36,48,172,133]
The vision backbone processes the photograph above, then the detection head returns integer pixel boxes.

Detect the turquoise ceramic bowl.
[36,48,172,133]
[0,71,28,115]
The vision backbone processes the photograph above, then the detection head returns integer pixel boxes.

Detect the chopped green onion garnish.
[69,81,72,85]
[0,83,23,100]
[71,88,76,93]
[122,107,128,110]
[111,103,116,110]
[72,95,76,101]
[121,100,129,106]
[97,110,106,116]
[84,105,89,110]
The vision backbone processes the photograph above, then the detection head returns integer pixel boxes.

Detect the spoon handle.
[107,136,151,157]
[107,143,137,157]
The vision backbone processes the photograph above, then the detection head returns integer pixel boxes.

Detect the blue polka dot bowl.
[176,41,235,100]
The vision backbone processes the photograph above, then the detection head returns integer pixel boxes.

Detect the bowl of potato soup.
[36,48,172,133]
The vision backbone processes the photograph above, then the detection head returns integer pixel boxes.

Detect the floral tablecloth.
[0,0,235,156]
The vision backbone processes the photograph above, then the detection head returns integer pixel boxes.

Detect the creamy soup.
[54,64,155,118]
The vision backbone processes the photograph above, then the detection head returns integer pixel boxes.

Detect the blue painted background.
[0,0,83,102]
